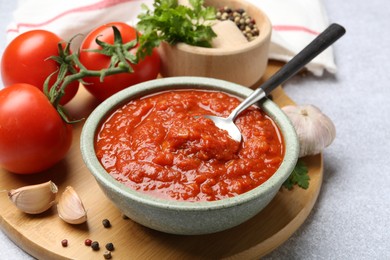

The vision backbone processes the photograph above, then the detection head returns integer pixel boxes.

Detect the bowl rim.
[169,0,272,56]
[80,77,299,211]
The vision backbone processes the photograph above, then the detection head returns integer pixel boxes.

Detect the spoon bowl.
[203,115,243,142]
[204,23,346,142]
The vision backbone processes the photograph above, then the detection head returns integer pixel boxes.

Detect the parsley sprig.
[283,160,310,190]
[136,0,217,59]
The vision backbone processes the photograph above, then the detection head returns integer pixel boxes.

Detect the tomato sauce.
[95,90,284,202]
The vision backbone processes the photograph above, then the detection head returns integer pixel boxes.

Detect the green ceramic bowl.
[80,77,299,235]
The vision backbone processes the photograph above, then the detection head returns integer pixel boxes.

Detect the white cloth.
[6,0,336,76]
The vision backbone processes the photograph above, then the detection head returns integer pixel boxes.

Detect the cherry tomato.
[79,22,160,101]
[0,84,72,174]
[1,30,79,105]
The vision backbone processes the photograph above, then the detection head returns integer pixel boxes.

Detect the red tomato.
[1,30,79,105]
[79,22,160,101]
[0,84,73,174]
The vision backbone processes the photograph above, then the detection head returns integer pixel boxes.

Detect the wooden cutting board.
[0,61,323,260]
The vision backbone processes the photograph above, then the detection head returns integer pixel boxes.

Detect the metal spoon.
[203,23,346,142]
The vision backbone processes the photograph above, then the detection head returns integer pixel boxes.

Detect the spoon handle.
[229,23,346,121]
[262,23,346,95]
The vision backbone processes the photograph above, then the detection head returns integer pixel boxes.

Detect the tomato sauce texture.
[95,90,284,202]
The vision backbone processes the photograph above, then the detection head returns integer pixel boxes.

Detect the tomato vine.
[44,26,143,123]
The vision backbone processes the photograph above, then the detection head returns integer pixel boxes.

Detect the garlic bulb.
[282,105,336,157]
[8,181,58,214]
[57,186,87,224]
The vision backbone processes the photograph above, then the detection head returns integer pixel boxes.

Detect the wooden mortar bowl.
[157,0,272,87]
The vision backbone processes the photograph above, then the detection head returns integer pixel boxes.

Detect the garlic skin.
[57,186,87,224]
[8,181,58,214]
[282,105,336,157]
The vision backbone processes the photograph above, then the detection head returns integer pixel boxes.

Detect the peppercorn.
[216,6,260,41]
[102,218,111,228]
[61,239,68,247]
[223,6,232,13]
[91,241,100,251]
[105,242,115,251]
[85,239,92,246]
[104,251,112,259]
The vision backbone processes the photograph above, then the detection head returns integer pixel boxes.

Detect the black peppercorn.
[91,241,100,251]
[105,242,115,251]
[223,6,232,13]
[102,218,111,228]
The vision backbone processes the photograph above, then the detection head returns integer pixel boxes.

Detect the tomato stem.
[44,26,142,123]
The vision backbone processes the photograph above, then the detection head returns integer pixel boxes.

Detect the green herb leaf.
[283,160,310,190]
[136,0,217,59]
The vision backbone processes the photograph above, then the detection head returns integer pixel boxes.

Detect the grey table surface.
[1,0,389,259]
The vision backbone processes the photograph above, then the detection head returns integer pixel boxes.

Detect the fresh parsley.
[136,0,217,59]
[283,160,310,190]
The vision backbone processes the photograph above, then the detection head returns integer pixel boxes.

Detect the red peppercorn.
[84,239,92,246]
[61,239,68,247]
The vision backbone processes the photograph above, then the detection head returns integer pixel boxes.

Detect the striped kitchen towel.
[6,0,337,76]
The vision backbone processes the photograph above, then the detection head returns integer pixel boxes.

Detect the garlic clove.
[282,105,336,158]
[57,186,87,224]
[8,181,58,214]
